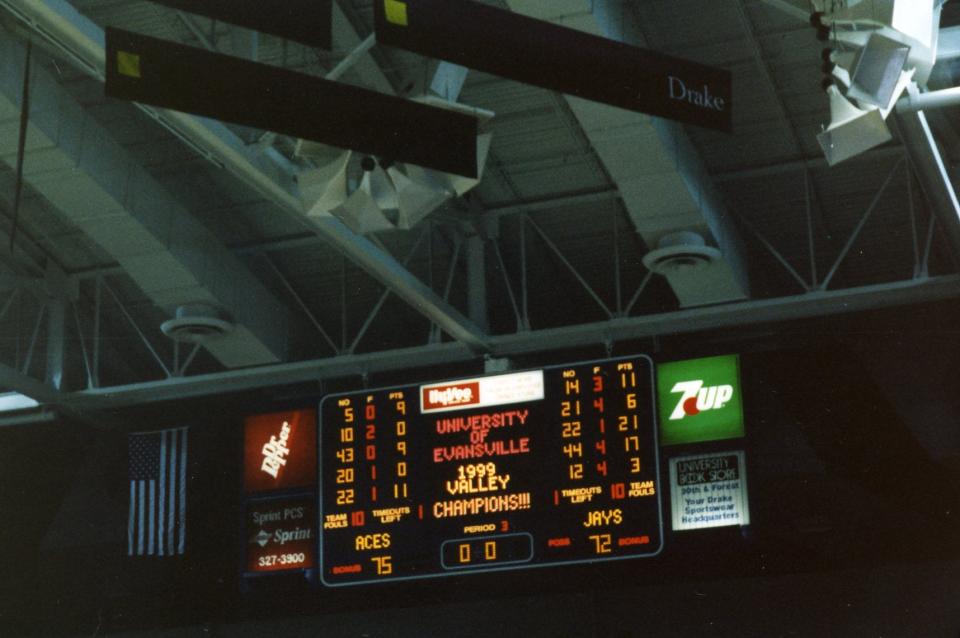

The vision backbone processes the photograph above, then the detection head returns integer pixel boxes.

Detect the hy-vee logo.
[669,380,734,421]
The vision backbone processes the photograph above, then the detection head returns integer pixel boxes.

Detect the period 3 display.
[318,356,663,586]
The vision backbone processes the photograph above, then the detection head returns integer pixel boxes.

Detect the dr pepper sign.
[244,409,317,493]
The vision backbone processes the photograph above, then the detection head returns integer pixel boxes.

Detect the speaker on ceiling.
[817,84,892,166]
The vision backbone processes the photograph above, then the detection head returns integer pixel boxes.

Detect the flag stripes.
[128,427,188,557]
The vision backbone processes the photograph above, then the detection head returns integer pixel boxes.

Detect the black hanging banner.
[105,28,479,177]
[375,0,732,132]
[146,0,333,51]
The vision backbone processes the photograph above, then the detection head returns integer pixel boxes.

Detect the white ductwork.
[505,0,749,307]
[0,33,295,367]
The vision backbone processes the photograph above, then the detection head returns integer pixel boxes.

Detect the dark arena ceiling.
[0,0,958,635]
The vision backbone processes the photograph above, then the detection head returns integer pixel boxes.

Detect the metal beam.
[490,275,960,356]
[0,360,65,404]
[936,25,960,60]
[56,275,960,409]
[713,146,906,182]
[896,109,960,258]
[757,0,809,22]
[897,86,960,113]
[313,218,489,351]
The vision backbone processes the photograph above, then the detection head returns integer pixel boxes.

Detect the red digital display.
[245,495,316,573]
[244,409,317,493]
[319,356,663,586]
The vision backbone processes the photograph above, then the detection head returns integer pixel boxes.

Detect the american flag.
[128,427,188,557]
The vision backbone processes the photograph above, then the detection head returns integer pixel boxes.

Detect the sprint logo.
[668,380,734,421]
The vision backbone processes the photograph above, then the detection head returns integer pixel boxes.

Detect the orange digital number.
[371,555,392,575]
[589,533,612,554]
[336,488,355,505]
[560,401,581,417]
[561,421,581,438]
[592,375,603,392]
[562,442,583,459]
[630,457,642,473]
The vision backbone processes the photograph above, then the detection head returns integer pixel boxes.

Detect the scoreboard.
[318,356,663,586]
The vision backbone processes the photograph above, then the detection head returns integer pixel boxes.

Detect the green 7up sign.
[657,355,744,446]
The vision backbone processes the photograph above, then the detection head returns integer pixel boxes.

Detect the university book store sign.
[669,451,750,531]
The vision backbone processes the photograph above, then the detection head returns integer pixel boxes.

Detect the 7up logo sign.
[669,381,734,420]
[657,355,744,446]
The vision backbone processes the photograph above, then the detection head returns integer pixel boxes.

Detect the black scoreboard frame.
[317,354,664,587]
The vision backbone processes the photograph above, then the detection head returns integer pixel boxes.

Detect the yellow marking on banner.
[117,51,141,78]
[385,0,408,26]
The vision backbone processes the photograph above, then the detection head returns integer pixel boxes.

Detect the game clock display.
[318,356,663,586]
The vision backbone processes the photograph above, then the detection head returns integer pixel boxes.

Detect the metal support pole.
[262,254,340,355]
[907,163,921,278]
[431,238,463,344]
[491,241,523,330]
[44,296,65,390]
[177,343,203,377]
[820,158,905,291]
[624,272,654,316]
[613,208,622,315]
[921,216,937,278]
[527,217,613,319]
[897,87,960,113]
[177,11,216,50]
[21,305,45,377]
[325,34,376,82]
[804,170,818,288]
[72,301,94,390]
[732,209,812,292]
[350,230,429,353]
[896,109,960,261]
[102,279,172,378]
[93,275,101,388]
[520,218,530,330]
[340,256,348,352]
[0,288,19,325]
[466,233,489,333]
